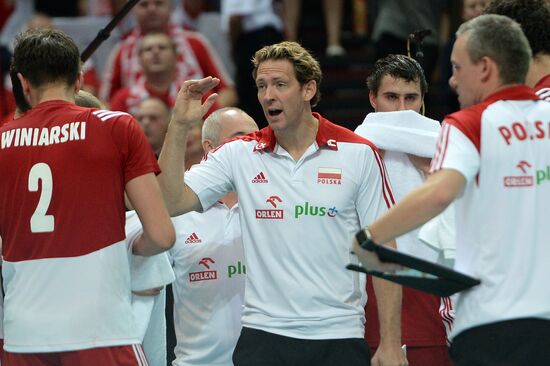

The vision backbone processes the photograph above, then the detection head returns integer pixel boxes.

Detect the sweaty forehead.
[141,34,171,48]
[378,75,421,95]
[256,60,294,79]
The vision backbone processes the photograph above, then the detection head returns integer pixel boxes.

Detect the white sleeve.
[125,211,176,291]
[432,124,480,185]
[185,142,236,210]
[356,147,393,227]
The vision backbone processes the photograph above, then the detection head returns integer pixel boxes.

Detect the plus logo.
[294,202,338,219]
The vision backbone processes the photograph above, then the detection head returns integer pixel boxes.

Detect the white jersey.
[431,86,550,338]
[170,202,244,366]
[185,113,394,339]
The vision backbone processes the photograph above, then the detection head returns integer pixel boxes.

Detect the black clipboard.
[347,244,480,297]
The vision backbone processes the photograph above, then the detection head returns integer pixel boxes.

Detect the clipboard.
[347,243,480,297]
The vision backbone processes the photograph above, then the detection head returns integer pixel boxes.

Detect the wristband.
[355,227,377,252]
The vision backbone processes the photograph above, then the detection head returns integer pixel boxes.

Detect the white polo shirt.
[185,113,394,339]
[431,86,550,338]
[169,202,245,366]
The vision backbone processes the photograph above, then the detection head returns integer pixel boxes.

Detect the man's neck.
[274,112,319,161]
[30,84,75,107]
[526,55,550,88]
[145,71,174,93]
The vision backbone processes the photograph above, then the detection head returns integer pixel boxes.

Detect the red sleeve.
[186,33,234,92]
[110,114,160,183]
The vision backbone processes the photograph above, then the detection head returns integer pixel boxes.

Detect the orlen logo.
[504,160,533,187]
[255,195,284,219]
[189,257,217,282]
[294,202,338,219]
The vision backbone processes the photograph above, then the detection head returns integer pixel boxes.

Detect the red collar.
[253,112,339,152]
[483,85,539,105]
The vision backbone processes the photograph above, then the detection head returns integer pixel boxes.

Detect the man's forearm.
[373,276,402,346]
[369,170,462,245]
[158,122,189,216]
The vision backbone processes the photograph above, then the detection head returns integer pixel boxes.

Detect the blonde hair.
[252,41,322,107]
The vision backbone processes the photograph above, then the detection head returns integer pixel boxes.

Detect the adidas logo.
[252,172,268,183]
[185,232,202,244]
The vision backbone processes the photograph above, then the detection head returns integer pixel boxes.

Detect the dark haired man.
[356,54,453,365]
[0,28,175,365]
[484,0,550,100]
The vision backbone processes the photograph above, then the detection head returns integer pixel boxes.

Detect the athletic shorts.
[233,327,371,366]
[450,318,550,366]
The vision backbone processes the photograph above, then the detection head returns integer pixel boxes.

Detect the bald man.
[167,107,257,366]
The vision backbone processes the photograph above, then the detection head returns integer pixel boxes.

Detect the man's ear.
[302,80,317,102]
[478,56,493,83]
[369,90,378,110]
[202,139,214,153]
[17,72,31,97]
[74,71,84,94]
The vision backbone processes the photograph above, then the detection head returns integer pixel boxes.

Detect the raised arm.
[157,77,220,216]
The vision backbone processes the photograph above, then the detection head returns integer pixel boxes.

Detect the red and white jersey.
[431,86,550,338]
[355,111,449,347]
[100,24,234,101]
[110,79,179,115]
[534,74,550,102]
[185,113,394,339]
[169,203,245,366]
[0,101,159,352]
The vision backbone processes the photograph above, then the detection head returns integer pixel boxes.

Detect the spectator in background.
[110,32,179,115]
[133,96,171,158]
[101,0,237,109]
[484,0,550,100]
[282,0,345,57]
[221,0,283,128]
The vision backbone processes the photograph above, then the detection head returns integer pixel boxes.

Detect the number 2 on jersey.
[28,163,55,233]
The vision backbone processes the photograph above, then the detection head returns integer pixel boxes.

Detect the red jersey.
[365,277,448,347]
[100,24,233,101]
[0,100,159,352]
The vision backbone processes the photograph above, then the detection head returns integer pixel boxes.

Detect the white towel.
[418,204,456,265]
[356,110,440,157]
[125,211,176,291]
[355,111,451,262]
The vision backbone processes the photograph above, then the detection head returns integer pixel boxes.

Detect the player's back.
[0,100,148,352]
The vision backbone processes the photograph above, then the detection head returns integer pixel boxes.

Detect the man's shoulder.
[89,109,133,124]
[317,115,378,152]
